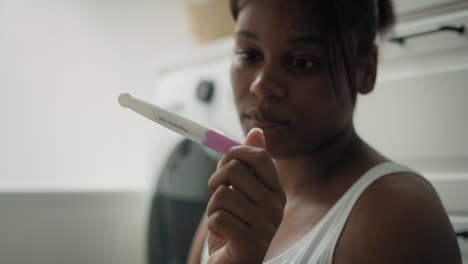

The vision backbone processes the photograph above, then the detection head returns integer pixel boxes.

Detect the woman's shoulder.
[364,169,438,204]
[333,170,462,263]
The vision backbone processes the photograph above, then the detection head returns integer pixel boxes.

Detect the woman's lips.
[249,119,288,129]
[242,110,291,130]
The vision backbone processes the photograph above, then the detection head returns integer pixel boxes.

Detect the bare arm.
[187,213,209,264]
[334,173,462,264]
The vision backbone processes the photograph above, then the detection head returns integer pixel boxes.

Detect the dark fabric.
[148,194,208,264]
[147,139,220,264]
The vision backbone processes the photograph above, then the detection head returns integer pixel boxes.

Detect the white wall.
[0,2,196,262]
[0,0,196,191]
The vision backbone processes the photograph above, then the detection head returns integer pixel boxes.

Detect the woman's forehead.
[235,0,321,36]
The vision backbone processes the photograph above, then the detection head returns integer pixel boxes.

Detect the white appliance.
[147,39,244,264]
[151,39,243,178]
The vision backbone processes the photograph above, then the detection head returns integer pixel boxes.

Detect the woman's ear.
[357,46,378,95]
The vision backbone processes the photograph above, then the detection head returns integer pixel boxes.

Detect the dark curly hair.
[229,0,396,102]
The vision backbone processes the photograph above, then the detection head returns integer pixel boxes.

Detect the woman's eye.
[234,49,262,64]
[288,56,321,72]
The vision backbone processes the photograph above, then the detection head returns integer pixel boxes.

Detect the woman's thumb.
[244,128,265,149]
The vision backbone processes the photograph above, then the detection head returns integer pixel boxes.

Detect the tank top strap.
[318,162,417,263]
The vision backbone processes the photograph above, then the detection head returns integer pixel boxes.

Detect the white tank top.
[200,162,417,264]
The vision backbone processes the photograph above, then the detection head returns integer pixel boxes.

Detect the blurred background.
[1,0,467,263]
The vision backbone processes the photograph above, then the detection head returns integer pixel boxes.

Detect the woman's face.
[231,0,355,158]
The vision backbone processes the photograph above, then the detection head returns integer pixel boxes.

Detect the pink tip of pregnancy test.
[203,130,241,154]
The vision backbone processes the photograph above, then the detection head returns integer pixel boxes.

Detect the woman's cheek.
[231,66,253,99]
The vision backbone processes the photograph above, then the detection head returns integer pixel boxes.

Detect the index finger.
[215,146,281,193]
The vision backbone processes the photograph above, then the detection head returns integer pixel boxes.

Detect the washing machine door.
[147,139,221,264]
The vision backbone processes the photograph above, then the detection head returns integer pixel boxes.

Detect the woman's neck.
[274,125,373,203]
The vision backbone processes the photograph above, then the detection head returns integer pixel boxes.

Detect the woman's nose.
[249,66,286,99]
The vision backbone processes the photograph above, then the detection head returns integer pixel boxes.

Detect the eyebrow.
[288,36,322,46]
[234,30,258,40]
[235,30,322,46]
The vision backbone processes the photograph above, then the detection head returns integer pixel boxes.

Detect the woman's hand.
[206,128,286,264]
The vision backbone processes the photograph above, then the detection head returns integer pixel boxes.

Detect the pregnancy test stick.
[118,93,240,154]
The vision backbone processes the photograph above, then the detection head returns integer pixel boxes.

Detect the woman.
[187,0,462,263]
